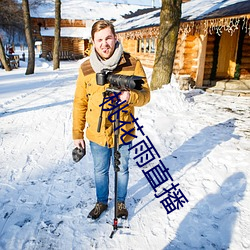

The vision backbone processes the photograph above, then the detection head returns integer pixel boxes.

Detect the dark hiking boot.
[87,202,108,220]
[117,202,128,219]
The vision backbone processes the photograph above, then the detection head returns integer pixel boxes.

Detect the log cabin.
[115,0,250,93]
[31,18,92,60]
[30,1,152,61]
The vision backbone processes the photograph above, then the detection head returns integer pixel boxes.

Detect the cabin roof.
[182,0,250,21]
[30,0,151,20]
[115,0,250,32]
[40,27,91,39]
[115,8,160,33]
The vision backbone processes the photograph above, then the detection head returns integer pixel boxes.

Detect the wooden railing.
[46,51,83,61]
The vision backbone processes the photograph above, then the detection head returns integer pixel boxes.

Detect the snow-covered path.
[0,58,250,249]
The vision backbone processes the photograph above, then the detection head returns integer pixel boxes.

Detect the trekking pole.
[110,103,121,238]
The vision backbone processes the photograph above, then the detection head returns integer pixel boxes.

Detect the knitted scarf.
[89,41,123,73]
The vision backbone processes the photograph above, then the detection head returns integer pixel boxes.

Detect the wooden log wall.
[120,39,137,54]
[134,53,156,68]
[203,34,216,82]
[41,37,86,58]
[183,35,198,79]
[173,34,199,80]
[61,38,74,52]
[32,17,88,59]
[72,38,87,55]
[120,38,156,68]
[41,37,53,57]
[173,34,185,75]
[120,31,200,78]
[32,18,86,29]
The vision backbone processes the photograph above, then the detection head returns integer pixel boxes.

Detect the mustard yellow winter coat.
[72,52,150,148]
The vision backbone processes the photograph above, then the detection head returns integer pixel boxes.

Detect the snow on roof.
[114,8,160,32]
[30,0,151,20]
[114,0,250,32]
[182,0,250,21]
[40,27,91,39]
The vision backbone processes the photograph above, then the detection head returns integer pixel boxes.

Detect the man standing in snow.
[72,20,150,220]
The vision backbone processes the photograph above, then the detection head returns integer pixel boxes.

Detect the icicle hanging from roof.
[117,15,250,40]
[242,16,250,36]
[179,15,250,37]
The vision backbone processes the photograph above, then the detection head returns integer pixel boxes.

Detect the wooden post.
[195,32,207,88]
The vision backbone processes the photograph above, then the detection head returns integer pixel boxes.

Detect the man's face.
[93,27,117,60]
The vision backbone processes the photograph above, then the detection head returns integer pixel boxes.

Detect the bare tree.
[22,0,35,75]
[151,0,182,90]
[53,0,61,70]
[0,0,24,38]
[0,37,11,71]
[0,0,23,71]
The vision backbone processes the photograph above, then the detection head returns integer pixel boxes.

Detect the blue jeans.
[90,141,132,205]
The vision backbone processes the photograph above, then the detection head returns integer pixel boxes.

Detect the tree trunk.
[0,37,11,71]
[151,0,182,90]
[53,0,61,70]
[22,0,35,75]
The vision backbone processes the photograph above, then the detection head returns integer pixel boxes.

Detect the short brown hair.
[91,20,116,40]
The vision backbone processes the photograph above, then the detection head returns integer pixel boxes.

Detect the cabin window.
[150,38,155,53]
[137,38,156,54]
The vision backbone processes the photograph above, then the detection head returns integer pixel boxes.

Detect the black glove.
[72,146,86,162]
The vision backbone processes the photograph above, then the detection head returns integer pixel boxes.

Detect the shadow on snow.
[128,118,240,217]
[164,172,247,249]
[0,100,73,117]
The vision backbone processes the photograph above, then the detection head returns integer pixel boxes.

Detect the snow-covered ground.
[0,50,249,250]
